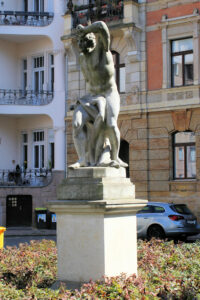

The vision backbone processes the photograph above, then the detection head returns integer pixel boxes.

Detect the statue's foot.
[68,160,87,169]
[109,158,128,168]
[110,160,120,168]
[98,161,111,167]
[118,158,128,168]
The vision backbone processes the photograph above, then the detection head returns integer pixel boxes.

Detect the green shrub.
[0,239,200,299]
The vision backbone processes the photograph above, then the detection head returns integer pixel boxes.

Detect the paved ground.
[4,227,56,247]
[2,227,200,248]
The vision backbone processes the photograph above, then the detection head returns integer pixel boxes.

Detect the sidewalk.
[5,227,56,237]
[4,227,56,247]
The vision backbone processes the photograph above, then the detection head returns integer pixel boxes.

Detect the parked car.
[137,202,200,240]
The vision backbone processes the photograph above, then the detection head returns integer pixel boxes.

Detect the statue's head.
[78,32,96,54]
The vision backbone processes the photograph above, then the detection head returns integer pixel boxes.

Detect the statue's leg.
[69,105,90,169]
[106,91,128,168]
[89,96,106,165]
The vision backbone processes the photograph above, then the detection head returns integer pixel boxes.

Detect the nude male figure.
[70,21,127,169]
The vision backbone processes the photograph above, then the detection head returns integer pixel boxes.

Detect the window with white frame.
[22,133,28,169]
[34,0,44,12]
[24,0,28,11]
[33,131,45,169]
[112,51,125,93]
[33,56,44,92]
[22,59,27,91]
[48,129,54,169]
[49,54,54,92]
[173,131,196,179]
[171,38,193,87]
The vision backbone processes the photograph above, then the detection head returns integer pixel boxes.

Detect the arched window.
[112,51,125,93]
[173,131,196,179]
[119,139,129,177]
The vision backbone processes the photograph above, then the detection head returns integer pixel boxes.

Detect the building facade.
[63,0,200,220]
[0,0,66,227]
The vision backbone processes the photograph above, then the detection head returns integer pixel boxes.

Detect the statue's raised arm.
[76,21,110,51]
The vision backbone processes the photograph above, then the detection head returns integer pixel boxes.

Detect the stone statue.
[69,21,127,169]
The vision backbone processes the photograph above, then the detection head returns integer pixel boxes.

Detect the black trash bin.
[35,208,47,229]
[50,212,56,229]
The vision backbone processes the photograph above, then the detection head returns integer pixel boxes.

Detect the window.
[112,51,125,93]
[137,206,154,214]
[49,54,54,92]
[171,38,193,87]
[173,132,196,179]
[22,133,28,169]
[48,129,54,169]
[33,56,44,92]
[49,142,54,169]
[153,206,165,213]
[24,0,28,11]
[34,0,44,12]
[33,131,45,169]
[171,204,192,215]
[22,59,27,91]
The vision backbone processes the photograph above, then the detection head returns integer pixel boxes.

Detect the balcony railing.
[0,11,54,26]
[0,168,52,187]
[67,0,124,29]
[0,89,53,106]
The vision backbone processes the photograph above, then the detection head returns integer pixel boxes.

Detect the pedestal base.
[48,167,147,284]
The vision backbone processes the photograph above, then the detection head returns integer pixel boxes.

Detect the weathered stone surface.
[131,160,148,170]
[68,167,126,178]
[172,110,192,132]
[130,170,148,181]
[149,181,169,192]
[148,114,174,132]
[170,181,197,192]
[149,149,169,160]
[149,138,169,149]
[130,150,147,161]
[124,129,138,142]
[131,118,147,129]
[149,170,169,181]
[49,164,147,284]
[130,139,147,149]
[135,182,148,192]
[58,167,135,201]
[149,160,169,170]
[120,120,132,139]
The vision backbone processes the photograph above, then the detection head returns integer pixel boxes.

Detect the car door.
[137,205,154,238]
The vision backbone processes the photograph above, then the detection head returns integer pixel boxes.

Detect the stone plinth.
[48,167,147,286]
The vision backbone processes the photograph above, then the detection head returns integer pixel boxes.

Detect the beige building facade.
[63,0,200,220]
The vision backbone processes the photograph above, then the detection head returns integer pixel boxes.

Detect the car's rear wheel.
[147,225,165,240]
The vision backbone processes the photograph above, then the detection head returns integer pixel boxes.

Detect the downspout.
[144,0,150,201]
[64,53,68,178]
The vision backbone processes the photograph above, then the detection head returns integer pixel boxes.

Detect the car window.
[170,204,192,215]
[152,206,165,213]
[137,205,154,214]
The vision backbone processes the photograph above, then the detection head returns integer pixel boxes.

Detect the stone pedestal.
[48,167,147,286]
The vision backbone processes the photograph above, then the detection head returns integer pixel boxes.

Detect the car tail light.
[168,215,184,221]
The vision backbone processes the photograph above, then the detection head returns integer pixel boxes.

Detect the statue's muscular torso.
[80,41,117,95]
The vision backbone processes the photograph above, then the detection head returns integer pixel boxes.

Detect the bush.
[0,239,200,299]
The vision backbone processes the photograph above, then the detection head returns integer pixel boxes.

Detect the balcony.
[0,11,54,27]
[0,89,53,106]
[0,168,52,187]
[68,0,124,29]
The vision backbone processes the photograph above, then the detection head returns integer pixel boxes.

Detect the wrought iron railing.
[0,168,52,187]
[0,11,54,26]
[67,0,124,28]
[0,89,53,105]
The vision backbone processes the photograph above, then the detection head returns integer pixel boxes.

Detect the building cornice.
[147,0,199,13]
